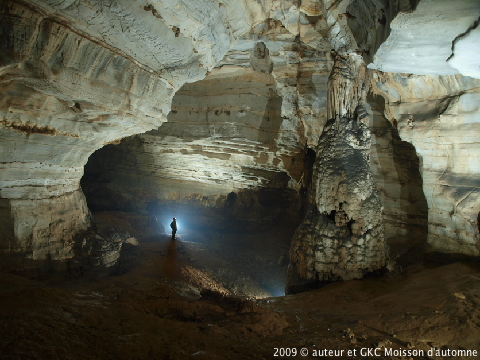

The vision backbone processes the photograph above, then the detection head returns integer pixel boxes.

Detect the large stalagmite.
[287,54,387,292]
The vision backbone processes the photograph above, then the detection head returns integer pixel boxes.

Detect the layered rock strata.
[287,54,387,292]
[0,0,262,264]
[81,3,337,220]
[369,95,428,259]
[371,72,480,256]
[82,67,298,203]
[80,64,308,232]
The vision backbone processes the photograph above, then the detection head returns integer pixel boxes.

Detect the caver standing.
[170,217,177,240]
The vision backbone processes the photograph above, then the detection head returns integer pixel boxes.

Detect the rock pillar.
[287,53,387,293]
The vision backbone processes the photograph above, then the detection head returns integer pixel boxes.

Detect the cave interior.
[1,0,480,358]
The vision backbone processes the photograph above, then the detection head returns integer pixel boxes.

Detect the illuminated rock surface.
[0,0,479,283]
[0,0,265,263]
[371,72,480,256]
[369,0,480,78]
[1,1,480,358]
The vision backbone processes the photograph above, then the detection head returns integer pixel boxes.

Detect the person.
[170,217,177,240]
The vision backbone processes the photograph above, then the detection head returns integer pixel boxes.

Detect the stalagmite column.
[286,53,387,293]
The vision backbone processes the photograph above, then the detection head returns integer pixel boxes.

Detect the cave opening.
[78,67,313,299]
[80,141,304,299]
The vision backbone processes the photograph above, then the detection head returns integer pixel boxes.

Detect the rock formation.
[367,0,480,259]
[287,53,387,291]
[1,0,479,283]
[369,0,480,78]
[0,0,266,267]
[368,93,428,260]
[371,72,480,256]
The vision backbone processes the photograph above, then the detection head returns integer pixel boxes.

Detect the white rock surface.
[368,0,480,79]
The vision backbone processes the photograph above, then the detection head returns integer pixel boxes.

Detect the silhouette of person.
[170,217,177,240]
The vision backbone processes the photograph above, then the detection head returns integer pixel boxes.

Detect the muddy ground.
[1,212,479,360]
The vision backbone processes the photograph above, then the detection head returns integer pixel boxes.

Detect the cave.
[1,0,480,359]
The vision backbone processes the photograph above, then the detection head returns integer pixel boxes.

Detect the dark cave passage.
[80,137,308,298]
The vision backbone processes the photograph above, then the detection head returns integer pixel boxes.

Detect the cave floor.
[1,213,479,360]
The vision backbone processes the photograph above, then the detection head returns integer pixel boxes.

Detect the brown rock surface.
[0,219,478,359]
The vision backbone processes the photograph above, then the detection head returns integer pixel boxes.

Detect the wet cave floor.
[1,211,479,360]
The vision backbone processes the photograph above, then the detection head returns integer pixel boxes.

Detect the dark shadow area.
[80,137,146,213]
[299,147,316,215]
[283,279,330,295]
[478,211,480,233]
[423,251,480,268]
[348,0,420,65]
[0,199,15,256]
[286,254,390,296]
[162,240,178,279]
[390,123,429,267]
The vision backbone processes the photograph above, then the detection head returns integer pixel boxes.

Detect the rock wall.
[82,67,299,204]
[369,0,480,79]
[371,72,480,256]
[0,0,263,263]
[369,94,428,260]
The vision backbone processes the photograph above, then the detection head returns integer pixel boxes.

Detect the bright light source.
[160,216,185,235]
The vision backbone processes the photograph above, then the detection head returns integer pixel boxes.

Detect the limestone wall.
[1,0,479,276]
[371,72,480,256]
[0,0,261,260]
[369,95,428,260]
